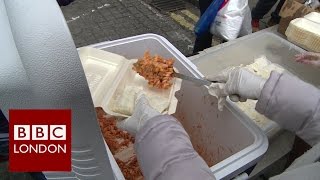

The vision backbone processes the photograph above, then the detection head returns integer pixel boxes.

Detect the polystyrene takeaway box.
[285,18,320,52]
[78,47,181,117]
[84,34,268,180]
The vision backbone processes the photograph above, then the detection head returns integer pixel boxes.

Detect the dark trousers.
[286,135,312,168]
[193,0,214,54]
[251,0,286,23]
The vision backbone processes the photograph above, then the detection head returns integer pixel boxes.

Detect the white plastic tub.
[86,34,268,180]
[192,30,320,137]
[193,31,319,86]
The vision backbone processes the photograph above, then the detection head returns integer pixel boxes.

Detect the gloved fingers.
[208,83,228,111]
[206,74,226,83]
[226,67,267,100]
[136,91,146,101]
[116,92,161,136]
[135,92,151,110]
[217,96,227,111]
[208,83,228,98]
[206,67,235,83]
[239,96,247,102]
[114,116,126,121]
[116,117,137,136]
[227,95,247,102]
[229,95,240,102]
[116,118,128,131]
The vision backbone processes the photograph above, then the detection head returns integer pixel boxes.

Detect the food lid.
[78,47,182,118]
[78,47,130,107]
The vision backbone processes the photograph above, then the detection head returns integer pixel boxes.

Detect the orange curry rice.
[133,51,175,89]
[95,107,143,180]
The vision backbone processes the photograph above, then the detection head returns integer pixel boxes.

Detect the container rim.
[81,33,269,180]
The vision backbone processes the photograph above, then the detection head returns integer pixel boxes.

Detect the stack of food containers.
[285,12,320,52]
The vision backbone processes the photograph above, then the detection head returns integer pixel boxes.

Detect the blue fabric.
[193,0,213,54]
[194,0,224,36]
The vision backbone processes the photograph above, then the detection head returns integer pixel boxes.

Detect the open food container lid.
[78,47,182,118]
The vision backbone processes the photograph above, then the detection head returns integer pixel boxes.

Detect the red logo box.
[9,109,71,172]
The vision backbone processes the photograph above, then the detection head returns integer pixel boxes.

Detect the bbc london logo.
[9,109,71,172]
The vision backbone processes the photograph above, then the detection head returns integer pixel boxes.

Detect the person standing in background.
[193,0,214,54]
[251,0,286,32]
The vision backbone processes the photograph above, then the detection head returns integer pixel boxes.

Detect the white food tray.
[78,47,127,107]
[79,47,182,117]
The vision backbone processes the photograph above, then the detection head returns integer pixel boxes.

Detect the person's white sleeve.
[135,115,215,180]
[256,71,320,146]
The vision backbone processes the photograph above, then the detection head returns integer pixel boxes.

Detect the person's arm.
[117,93,215,180]
[295,52,320,68]
[256,71,320,146]
[135,115,214,180]
[207,67,320,146]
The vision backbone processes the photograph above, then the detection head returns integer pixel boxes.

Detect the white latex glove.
[295,52,320,68]
[207,67,266,105]
[117,92,160,136]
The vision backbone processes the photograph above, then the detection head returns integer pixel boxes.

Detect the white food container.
[82,34,268,180]
[304,12,320,24]
[192,30,320,137]
[285,18,320,52]
[78,47,182,117]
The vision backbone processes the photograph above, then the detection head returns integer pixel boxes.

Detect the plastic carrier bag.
[194,0,225,36]
[210,0,252,41]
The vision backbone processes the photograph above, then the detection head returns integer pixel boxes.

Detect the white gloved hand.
[116,92,160,136]
[207,67,266,103]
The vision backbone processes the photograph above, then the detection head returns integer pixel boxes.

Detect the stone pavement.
[61,0,276,56]
[61,0,198,55]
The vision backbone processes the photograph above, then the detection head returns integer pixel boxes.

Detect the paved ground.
[61,0,278,55]
[61,0,277,56]
[61,0,199,55]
